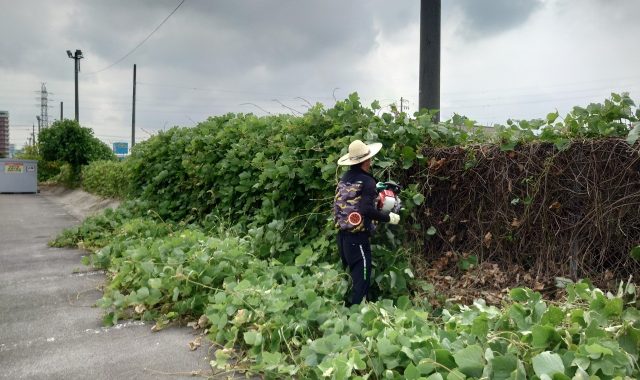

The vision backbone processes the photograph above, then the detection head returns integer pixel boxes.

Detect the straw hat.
[337,140,383,166]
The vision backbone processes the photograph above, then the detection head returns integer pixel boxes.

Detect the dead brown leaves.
[413,253,555,307]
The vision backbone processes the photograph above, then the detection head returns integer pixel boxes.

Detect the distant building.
[0,111,9,158]
[9,144,16,158]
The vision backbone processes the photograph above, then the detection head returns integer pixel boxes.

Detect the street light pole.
[66,49,84,122]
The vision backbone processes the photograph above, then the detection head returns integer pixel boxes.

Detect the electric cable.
[84,0,186,75]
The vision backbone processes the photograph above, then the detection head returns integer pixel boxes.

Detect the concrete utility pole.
[418,0,441,121]
[60,101,63,121]
[132,64,136,149]
[66,49,83,122]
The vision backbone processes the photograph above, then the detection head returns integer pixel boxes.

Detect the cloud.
[2,0,639,149]
[449,0,544,39]
[440,0,640,124]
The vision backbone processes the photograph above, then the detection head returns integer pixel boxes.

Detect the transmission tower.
[39,83,50,128]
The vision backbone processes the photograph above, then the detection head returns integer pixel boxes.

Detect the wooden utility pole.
[418,0,441,121]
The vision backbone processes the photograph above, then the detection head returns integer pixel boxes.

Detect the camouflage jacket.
[333,167,390,234]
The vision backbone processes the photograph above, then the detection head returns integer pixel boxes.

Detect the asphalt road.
[0,194,211,379]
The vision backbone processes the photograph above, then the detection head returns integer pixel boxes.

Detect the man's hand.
[389,212,400,225]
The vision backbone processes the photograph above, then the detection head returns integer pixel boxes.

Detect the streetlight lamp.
[66,49,83,122]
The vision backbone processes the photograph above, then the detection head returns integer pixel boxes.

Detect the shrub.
[82,160,131,198]
[39,119,115,183]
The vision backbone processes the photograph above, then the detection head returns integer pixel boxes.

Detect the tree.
[39,120,114,174]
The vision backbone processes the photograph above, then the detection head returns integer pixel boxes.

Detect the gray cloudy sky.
[1,0,639,149]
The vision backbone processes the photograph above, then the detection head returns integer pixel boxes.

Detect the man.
[334,140,400,305]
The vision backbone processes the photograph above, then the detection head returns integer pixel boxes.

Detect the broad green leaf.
[453,345,484,378]
[532,325,560,349]
[427,226,437,236]
[300,289,317,306]
[626,122,640,145]
[500,141,517,151]
[532,351,565,377]
[376,337,400,357]
[603,297,623,317]
[349,349,367,371]
[172,287,180,302]
[243,330,263,346]
[417,360,436,375]
[447,369,466,380]
[618,326,640,356]
[148,278,162,289]
[140,260,155,273]
[508,304,529,330]
[571,368,590,380]
[458,255,477,271]
[471,316,489,339]
[261,351,282,366]
[511,360,527,380]
[396,295,411,310]
[211,349,230,370]
[631,246,640,261]
[402,146,416,159]
[412,193,425,206]
[509,288,530,302]
[434,349,457,371]
[541,306,565,325]
[584,343,613,358]
[295,246,316,266]
[584,320,607,339]
[136,286,150,301]
[491,354,517,380]
[400,346,416,361]
[546,111,559,124]
[404,363,420,380]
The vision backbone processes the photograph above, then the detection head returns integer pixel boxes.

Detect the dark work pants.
[337,231,372,305]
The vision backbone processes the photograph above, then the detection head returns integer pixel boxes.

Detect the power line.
[444,92,640,110]
[441,74,640,97]
[85,0,186,75]
[137,81,336,100]
[444,85,640,106]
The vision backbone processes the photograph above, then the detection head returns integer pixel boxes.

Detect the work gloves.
[389,212,400,225]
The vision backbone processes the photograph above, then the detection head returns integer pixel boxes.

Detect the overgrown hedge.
[123,94,445,265]
[77,94,640,277]
[404,139,640,285]
[81,160,131,198]
[78,92,640,282]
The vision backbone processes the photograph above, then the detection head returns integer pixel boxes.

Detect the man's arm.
[359,178,391,222]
